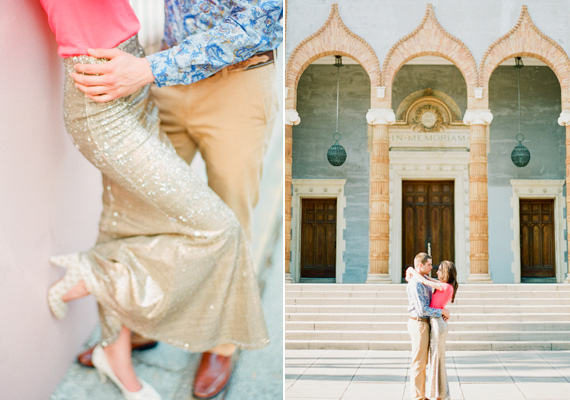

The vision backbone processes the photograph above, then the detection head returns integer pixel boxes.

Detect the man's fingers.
[86,92,120,103]
[74,82,108,96]
[73,62,109,76]
[72,72,111,87]
[87,48,122,59]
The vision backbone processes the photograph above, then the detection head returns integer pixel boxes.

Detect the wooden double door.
[300,198,337,278]
[402,181,454,278]
[520,199,555,279]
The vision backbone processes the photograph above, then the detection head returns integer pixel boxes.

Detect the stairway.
[285,283,570,350]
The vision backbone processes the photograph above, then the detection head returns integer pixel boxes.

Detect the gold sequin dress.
[52,35,269,351]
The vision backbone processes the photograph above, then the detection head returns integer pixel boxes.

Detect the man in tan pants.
[406,253,450,400]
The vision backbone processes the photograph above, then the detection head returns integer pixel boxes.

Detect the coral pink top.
[39,0,140,57]
[430,282,454,309]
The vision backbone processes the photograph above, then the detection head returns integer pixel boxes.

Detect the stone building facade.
[285,1,570,284]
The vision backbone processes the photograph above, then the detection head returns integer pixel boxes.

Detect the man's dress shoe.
[192,351,235,399]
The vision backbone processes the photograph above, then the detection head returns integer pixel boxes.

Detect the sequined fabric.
[54,35,269,351]
[428,316,450,400]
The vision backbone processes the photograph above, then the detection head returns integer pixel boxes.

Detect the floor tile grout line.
[401,350,409,400]
[286,349,322,390]
[450,350,465,400]
[493,350,527,399]
[535,350,570,384]
[338,349,367,400]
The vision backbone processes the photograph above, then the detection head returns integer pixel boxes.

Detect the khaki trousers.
[150,63,278,239]
[408,318,430,400]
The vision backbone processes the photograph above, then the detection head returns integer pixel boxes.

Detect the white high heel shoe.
[92,345,162,400]
[47,265,83,319]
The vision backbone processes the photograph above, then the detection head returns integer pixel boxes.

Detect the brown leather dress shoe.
[192,351,235,399]
[77,340,158,367]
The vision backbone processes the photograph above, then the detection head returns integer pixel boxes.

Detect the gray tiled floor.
[285,350,570,400]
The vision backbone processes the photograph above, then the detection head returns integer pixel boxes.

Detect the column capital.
[366,108,395,126]
[463,109,493,126]
[285,109,301,126]
[558,110,570,126]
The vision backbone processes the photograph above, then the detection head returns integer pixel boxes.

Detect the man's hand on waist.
[442,308,450,321]
[72,48,155,103]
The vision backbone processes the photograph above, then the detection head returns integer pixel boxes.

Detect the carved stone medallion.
[412,104,444,132]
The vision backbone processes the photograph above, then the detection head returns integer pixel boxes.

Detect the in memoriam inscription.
[390,132,469,148]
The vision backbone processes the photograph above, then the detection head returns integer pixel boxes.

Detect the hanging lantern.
[327,132,347,166]
[511,134,531,167]
[510,57,531,167]
[327,55,347,167]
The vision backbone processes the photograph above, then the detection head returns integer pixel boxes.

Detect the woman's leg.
[61,281,89,302]
[103,326,142,392]
[428,317,450,400]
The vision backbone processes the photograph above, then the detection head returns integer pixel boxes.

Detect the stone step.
[285,297,570,306]
[285,340,570,351]
[286,304,570,314]
[285,330,570,342]
[285,312,570,322]
[285,320,570,332]
[285,290,570,299]
[285,283,570,292]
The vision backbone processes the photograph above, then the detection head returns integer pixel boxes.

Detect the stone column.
[558,110,570,283]
[463,110,493,283]
[285,109,300,283]
[365,109,395,283]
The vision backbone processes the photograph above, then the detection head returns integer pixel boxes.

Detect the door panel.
[301,198,337,278]
[520,199,555,278]
[402,181,454,278]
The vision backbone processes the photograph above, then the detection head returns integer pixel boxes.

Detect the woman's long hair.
[439,260,459,303]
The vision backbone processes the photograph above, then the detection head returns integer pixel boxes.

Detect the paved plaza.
[285,349,570,400]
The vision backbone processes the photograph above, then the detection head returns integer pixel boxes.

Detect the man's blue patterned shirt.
[407,276,442,319]
[146,0,283,87]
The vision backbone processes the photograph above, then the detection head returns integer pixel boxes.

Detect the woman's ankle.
[62,280,89,302]
[209,343,236,357]
[103,345,143,392]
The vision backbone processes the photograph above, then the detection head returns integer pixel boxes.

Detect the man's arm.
[72,0,282,102]
[407,266,444,291]
[409,280,442,319]
[148,0,283,87]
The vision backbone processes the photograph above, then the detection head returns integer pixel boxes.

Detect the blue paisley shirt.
[146,0,283,87]
[407,276,442,319]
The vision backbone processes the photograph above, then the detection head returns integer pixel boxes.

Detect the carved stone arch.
[480,5,570,109]
[381,4,478,109]
[395,88,463,122]
[285,3,381,109]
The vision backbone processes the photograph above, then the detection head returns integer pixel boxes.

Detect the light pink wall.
[0,1,102,398]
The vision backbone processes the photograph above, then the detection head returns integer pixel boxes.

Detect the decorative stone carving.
[411,104,445,132]
[463,110,493,126]
[285,109,301,126]
[558,110,570,126]
[391,91,469,149]
[367,108,396,125]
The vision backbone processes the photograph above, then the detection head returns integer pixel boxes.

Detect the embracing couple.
[406,252,459,400]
